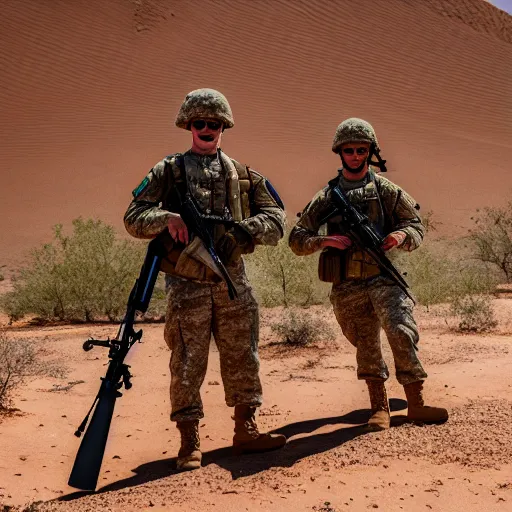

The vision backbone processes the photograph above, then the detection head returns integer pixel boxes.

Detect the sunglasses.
[342,147,369,156]
[191,119,222,131]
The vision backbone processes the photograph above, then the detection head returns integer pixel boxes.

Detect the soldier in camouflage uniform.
[124,89,286,470]
[289,118,448,430]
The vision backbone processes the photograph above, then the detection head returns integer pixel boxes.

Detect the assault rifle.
[179,192,238,299]
[68,232,167,491]
[321,180,415,303]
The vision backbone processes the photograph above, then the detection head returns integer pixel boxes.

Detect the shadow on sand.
[60,398,407,501]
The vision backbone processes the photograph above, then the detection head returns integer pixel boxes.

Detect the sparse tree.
[469,203,512,282]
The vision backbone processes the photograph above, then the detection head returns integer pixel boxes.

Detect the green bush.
[0,218,148,323]
[270,308,336,347]
[450,295,498,333]
[392,239,499,309]
[245,226,330,307]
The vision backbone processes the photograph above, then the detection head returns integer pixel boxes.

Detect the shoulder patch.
[132,176,149,198]
[265,179,284,209]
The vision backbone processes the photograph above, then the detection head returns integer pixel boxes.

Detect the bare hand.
[382,231,406,251]
[167,213,189,245]
[320,235,353,251]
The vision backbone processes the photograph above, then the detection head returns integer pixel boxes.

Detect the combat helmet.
[331,118,379,154]
[175,88,234,130]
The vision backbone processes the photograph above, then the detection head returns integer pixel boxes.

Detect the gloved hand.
[382,231,406,251]
[216,225,254,265]
[320,235,353,251]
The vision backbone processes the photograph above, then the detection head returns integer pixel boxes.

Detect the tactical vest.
[159,151,254,279]
[162,152,253,221]
[319,172,385,283]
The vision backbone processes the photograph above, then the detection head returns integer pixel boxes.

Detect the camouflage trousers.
[164,262,262,422]
[330,276,428,385]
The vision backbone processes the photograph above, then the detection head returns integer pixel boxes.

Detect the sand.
[1,0,511,267]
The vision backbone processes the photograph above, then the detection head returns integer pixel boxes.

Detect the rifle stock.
[68,387,119,490]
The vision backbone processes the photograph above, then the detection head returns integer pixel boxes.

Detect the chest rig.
[159,151,254,279]
[321,171,386,283]
[162,151,253,222]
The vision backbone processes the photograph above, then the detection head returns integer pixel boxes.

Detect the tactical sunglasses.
[191,119,222,131]
[342,147,369,156]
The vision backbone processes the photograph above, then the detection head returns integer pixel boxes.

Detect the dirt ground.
[1,301,511,512]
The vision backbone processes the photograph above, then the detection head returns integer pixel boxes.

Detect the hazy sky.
[488,0,512,14]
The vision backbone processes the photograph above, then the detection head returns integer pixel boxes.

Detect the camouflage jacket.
[289,171,424,256]
[124,151,285,247]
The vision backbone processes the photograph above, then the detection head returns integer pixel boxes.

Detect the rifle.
[177,191,238,300]
[68,232,167,491]
[321,180,416,303]
[68,203,238,490]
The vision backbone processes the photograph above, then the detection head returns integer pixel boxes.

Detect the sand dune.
[1,0,511,265]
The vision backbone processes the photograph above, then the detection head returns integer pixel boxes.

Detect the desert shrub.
[450,295,498,333]
[0,218,147,323]
[0,330,65,409]
[392,238,499,309]
[270,308,335,347]
[245,226,330,307]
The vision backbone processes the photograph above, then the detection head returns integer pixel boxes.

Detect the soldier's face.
[190,118,223,154]
[340,142,370,171]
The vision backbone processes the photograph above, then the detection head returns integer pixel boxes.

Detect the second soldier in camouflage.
[289,118,448,430]
[124,88,286,470]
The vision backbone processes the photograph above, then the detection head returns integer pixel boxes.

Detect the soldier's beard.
[341,155,368,174]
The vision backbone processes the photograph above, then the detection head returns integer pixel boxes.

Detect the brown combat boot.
[176,420,202,471]
[366,380,391,431]
[232,405,287,454]
[404,381,449,424]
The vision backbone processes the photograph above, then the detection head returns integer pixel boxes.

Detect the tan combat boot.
[366,380,391,430]
[404,381,448,424]
[176,420,202,471]
[232,405,287,454]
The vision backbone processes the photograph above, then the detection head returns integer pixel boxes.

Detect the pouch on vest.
[345,249,381,280]
[318,248,344,283]
[160,153,252,279]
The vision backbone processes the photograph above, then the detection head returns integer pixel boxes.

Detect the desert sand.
[1,0,511,267]
[0,303,511,511]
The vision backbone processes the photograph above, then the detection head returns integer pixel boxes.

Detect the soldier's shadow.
[59,398,407,501]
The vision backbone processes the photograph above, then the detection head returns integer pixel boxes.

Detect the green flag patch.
[132,176,149,198]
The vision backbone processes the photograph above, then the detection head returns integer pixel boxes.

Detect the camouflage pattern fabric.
[175,88,234,130]
[164,262,262,422]
[332,118,379,153]
[124,150,284,422]
[124,151,285,247]
[289,171,424,256]
[289,172,427,385]
[330,277,427,385]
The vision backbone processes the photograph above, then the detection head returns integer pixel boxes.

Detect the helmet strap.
[367,143,387,172]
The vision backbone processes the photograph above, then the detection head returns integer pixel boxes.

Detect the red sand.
[1,302,511,511]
